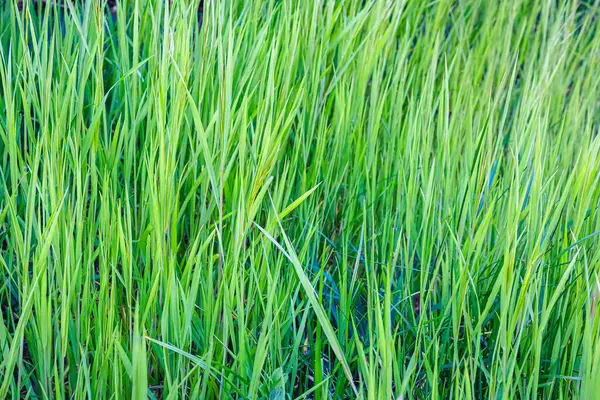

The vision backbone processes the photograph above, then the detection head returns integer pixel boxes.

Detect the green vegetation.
[1,0,600,398]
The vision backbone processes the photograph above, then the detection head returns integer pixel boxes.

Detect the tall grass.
[1,0,600,398]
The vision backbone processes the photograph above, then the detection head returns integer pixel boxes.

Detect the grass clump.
[1,0,600,398]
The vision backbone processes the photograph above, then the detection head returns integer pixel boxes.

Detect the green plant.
[1,0,599,398]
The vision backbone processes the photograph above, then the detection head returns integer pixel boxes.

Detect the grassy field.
[1,0,600,398]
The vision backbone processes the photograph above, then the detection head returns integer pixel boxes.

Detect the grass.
[1,0,600,398]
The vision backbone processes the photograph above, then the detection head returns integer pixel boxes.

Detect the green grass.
[1,0,600,398]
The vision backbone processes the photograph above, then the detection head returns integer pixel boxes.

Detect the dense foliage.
[1,0,600,398]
